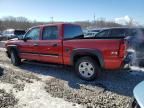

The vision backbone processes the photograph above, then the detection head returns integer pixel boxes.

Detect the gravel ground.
[0,48,81,108]
[0,41,6,48]
[45,78,132,108]
[0,89,18,108]
[0,46,144,108]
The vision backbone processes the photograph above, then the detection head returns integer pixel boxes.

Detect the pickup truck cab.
[5,23,127,80]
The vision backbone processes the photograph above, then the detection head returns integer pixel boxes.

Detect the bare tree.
[0,16,141,32]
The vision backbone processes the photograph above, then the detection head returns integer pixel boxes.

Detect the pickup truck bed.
[63,38,125,69]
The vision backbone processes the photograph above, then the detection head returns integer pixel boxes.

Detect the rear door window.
[42,26,58,40]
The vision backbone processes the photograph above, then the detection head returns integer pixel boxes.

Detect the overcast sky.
[0,0,143,24]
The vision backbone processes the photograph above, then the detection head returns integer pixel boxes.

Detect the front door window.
[25,28,40,40]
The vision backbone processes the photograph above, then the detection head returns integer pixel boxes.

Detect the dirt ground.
[0,44,144,108]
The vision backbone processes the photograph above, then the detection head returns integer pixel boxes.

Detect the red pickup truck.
[5,23,127,80]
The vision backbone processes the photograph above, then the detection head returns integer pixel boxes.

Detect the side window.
[64,25,83,39]
[96,30,109,37]
[110,29,126,37]
[42,26,58,40]
[25,28,40,40]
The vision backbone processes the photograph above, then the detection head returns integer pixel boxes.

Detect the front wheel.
[10,50,21,66]
[75,57,100,81]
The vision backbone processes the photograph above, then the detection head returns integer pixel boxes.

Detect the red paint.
[5,23,127,70]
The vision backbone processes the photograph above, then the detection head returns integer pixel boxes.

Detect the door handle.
[33,43,38,46]
[52,43,58,47]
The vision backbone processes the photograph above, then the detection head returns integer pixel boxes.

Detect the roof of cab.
[30,23,79,29]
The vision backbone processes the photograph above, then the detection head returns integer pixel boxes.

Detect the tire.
[132,99,140,108]
[75,57,101,81]
[10,50,21,66]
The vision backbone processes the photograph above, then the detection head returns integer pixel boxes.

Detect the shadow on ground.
[18,60,144,97]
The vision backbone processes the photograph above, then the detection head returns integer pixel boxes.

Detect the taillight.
[119,40,127,58]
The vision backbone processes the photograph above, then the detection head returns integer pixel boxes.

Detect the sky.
[0,0,144,24]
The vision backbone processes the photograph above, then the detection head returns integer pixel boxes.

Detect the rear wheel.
[10,50,21,66]
[75,57,100,81]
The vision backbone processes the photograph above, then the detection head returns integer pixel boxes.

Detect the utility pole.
[94,13,96,22]
[93,13,96,28]
[50,17,54,24]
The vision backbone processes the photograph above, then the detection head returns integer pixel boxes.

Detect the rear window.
[64,25,84,39]
[14,30,26,35]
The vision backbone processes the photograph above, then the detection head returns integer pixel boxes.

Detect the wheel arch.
[7,45,19,58]
[71,48,104,68]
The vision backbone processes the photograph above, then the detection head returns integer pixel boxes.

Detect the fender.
[71,48,104,68]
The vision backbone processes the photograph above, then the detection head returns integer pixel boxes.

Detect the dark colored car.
[95,27,144,38]
[95,27,144,66]
[5,23,127,80]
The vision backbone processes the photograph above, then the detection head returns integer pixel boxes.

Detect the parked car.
[5,23,128,80]
[131,81,144,108]
[2,29,26,40]
[95,27,144,38]
[95,27,144,45]
[84,29,101,38]
[95,27,144,66]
